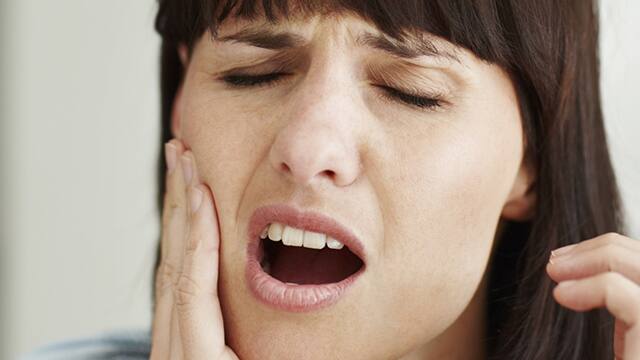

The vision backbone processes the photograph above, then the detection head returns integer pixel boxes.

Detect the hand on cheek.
[150,138,238,360]
[546,233,640,359]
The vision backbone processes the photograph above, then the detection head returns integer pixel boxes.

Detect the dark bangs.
[158,0,516,64]
[157,0,523,65]
[154,1,622,359]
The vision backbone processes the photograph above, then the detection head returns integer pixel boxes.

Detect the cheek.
[179,92,267,249]
[181,85,272,181]
[375,107,523,339]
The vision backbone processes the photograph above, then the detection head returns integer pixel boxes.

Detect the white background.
[0,1,638,359]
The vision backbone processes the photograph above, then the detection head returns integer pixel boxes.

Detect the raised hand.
[547,232,640,359]
[150,138,238,360]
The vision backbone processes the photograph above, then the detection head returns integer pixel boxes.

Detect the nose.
[268,69,362,188]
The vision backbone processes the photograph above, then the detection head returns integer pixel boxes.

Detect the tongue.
[270,245,362,285]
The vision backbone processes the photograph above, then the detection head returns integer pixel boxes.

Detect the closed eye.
[372,85,441,110]
[220,73,443,111]
[222,72,289,87]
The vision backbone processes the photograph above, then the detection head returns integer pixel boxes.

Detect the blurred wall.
[0,1,638,359]
[1,1,161,359]
[1,0,8,354]
[600,1,640,236]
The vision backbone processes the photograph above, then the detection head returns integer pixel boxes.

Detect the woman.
[27,0,639,359]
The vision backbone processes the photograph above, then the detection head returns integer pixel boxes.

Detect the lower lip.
[245,240,365,312]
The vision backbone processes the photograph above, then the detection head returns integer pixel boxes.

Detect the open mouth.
[246,204,367,312]
[259,223,365,285]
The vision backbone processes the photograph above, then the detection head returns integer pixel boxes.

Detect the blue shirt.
[22,329,151,360]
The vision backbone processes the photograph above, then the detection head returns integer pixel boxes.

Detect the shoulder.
[22,328,151,360]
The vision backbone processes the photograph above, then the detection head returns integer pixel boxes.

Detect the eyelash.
[220,73,443,111]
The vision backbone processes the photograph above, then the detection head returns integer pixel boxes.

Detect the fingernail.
[164,142,177,174]
[181,154,193,185]
[189,186,203,213]
[551,244,578,257]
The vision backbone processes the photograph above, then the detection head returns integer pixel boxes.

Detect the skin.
[149,14,640,360]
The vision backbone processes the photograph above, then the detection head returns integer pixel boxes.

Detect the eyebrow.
[356,33,458,61]
[217,28,459,61]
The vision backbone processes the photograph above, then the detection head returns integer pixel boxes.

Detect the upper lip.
[247,203,367,263]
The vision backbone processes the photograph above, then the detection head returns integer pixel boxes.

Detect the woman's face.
[174,13,534,360]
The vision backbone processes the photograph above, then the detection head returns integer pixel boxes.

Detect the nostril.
[323,169,336,180]
[280,163,291,173]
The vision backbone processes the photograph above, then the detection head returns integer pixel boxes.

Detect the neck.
[399,267,489,360]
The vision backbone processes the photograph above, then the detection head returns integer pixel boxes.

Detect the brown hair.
[153,1,626,358]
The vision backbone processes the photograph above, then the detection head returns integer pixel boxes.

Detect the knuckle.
[601,243,619,264]
[602,232,624,245]
[161,199,185,228]
[599,243,628,274]
[155,261,179,295]
[184,243,198,259]
[175,273,202,307]
[607,245,625,271]
[184,229,208,255]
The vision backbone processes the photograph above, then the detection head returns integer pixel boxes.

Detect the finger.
[181,150,200,186]
[553,272,640,359]
[547,242,640,284]
[615,319,630,360]
[176,183,229,359]
[167,151,198,359]
[151,139,187,359]
[162,140,189,293]
[550,232,640,258]
[180,148,204,191]
[169,149,198,359]
[626,326,640,360]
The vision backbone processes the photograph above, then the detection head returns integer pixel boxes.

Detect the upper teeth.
[259,222,345,250]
